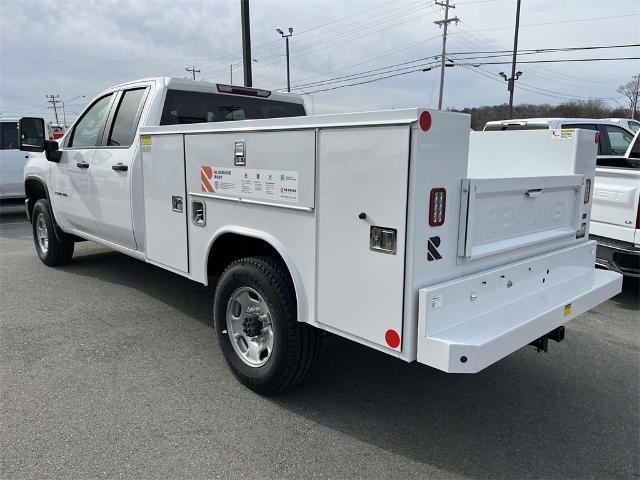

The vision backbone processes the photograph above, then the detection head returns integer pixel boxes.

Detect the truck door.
[90,87,149,250]
[52,93,116,234]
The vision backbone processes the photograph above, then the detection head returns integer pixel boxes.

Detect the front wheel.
[32,199,74,266]
[213,256,321,394]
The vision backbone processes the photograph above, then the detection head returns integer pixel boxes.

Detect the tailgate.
[416,242,621,373]
[458,175,585,261]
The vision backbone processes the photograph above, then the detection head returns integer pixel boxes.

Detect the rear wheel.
[32,199,74,266]
[214,256,321,394]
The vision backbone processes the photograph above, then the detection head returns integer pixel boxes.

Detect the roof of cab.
[104,77,305,105]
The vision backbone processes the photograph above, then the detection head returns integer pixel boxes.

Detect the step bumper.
[417,242,623,373]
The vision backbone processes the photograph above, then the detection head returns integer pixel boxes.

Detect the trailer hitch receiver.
[529,326,565,353]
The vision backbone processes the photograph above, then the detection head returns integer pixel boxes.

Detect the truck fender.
[206,226,311,324]
[24,175,80,243]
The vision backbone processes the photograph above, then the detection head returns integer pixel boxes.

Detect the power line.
[300,56,639,95]
[289,45,639,91]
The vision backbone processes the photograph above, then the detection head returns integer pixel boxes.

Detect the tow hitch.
[529,326,565,353]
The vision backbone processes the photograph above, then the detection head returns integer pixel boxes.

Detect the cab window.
[107,88,147,147]
[603,124,634,155]
[68,94,114,148]
[160,90,305,125]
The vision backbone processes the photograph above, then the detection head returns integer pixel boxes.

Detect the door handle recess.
[76,162,89,169]
[112,163,128,172]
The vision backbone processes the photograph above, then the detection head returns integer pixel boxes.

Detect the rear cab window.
[0,122,18,150]
[160,90,305,125]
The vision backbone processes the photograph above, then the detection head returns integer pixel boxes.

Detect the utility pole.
[46,95,61,124]
[230,64,233,84]
[185,65,200,80]
[506,0,522,118]
[276,27,293,92]
[240,0,253,87]
[434,1,459,110]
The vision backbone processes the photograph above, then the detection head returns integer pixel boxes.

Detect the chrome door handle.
[112,163,128,172]
[76,161,89,169]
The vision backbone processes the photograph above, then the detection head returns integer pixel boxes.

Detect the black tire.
[214,255,321,394]
[32,199,74,266]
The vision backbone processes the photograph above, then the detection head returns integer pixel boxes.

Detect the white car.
[603,117,640,134]
[0,118,28,199]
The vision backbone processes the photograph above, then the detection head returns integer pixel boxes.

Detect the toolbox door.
[316,126,410,351]
[141,133,189,273]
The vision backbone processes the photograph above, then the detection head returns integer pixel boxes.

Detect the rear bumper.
[417,242,622,373]
[591,235,640,278]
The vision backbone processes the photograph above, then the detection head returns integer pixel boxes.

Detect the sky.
[0,0,639,124]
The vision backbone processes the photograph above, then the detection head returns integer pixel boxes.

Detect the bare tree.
[617,74,640,119]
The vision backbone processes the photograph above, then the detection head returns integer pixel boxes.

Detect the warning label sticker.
[201,166,299,203]
[141,135,152,152]
[550,129,575,140]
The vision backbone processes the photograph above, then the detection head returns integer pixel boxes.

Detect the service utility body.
[19,77,622,394]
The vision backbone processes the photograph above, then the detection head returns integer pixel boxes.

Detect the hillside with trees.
[452,99,629,131]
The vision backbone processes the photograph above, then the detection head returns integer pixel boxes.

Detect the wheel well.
[207,233,294,285]
[25,178,48,218]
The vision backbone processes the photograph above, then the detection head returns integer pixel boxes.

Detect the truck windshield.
[160,90,305,125]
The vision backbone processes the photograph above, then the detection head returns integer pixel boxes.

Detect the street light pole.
[276,27,293,92]
[507,0,522,118]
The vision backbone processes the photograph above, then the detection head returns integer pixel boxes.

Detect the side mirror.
[18,117,46,152]
[18,117,62,162]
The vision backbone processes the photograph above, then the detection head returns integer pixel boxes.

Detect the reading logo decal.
[201,166,214,193]
[427,236,442,261]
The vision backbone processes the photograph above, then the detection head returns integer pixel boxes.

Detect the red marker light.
[385,329,400,348]
[420,111,432,132]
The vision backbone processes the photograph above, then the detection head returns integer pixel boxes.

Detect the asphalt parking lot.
[0,199,638,480]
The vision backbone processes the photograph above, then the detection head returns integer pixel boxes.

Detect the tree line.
[454,75,639,130]
[452,99,632,131]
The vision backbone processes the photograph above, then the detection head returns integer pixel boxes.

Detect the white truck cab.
[0,118,28,199]
[18,80,622,394]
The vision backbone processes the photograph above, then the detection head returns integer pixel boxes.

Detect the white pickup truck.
[19,77,622,394]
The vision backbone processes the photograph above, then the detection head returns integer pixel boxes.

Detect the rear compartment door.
[316,126,410,351]
[458,175,584,261]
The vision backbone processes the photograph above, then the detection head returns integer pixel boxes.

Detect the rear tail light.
[584,178,592,204]
[216,84,271,97]
[429,188,446,227]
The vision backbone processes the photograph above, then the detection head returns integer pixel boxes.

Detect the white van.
[0,118,27,199]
